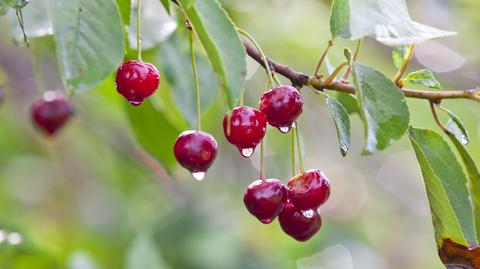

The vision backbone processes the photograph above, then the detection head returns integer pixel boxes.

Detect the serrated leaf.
[326,97,351,157]
[352,63,410,154]
[405,69,441,89]
[392,45,408,69]
[47,0,125,92]
[126,234,168,269]
[157,35,217,127]
[446,133,480,244]
[329,0,456,45]
[439,107,469,145]
[409,127,476,246]
[125,100,181,172]
[178,0,247,109]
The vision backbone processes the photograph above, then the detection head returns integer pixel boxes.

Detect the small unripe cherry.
[259,85,303,133]
[31,90,74,136]
[287,169,330,211]
[173,130,218,181]
[115,60,160,106]
[223,106,267,158]
[243,178,287,224]
[278,201,322,242]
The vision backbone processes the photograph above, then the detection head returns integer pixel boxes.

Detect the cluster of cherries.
[28,57,331,241]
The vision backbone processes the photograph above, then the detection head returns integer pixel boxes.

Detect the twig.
[243,40,480,102]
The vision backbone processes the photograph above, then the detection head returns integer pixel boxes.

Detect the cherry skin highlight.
[115,60,160,106]
[278,201,322,242]
[173,130,218,180]
[287,169,330,211]
[31,90,74,137]
[259,85,303,133]
[243,178,288,224]
[222,106,267,157]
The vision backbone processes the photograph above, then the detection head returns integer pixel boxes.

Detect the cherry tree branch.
[243,40,480,102]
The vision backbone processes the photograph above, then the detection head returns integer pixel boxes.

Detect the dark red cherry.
[278,201,322,241]
[244,178,287,224]
[115,60,160,106]
[259,85,303,133]
[222,106,267,158]
[31,91,74,136]
[287,169,330,211]
[173,130,218,180]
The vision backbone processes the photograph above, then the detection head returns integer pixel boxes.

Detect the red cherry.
[31,91,74,136]
[173,130,218,180]
[278,201,322,241]
[222,106,267,158]
[243,179,287,224]
[259,85,303,133]
[115,60,160,106]
[287,169,330,211]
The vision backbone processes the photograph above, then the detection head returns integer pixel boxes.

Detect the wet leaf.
[326,97,351,157]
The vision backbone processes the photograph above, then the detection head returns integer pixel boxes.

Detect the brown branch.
[243,40,480,102]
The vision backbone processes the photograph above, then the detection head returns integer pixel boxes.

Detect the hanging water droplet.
[302,209,315,219]
[278,126,291,133]
[191,171,206,181]
[240,148,254,158]
[461,135,469,145]
[129,100,143,106]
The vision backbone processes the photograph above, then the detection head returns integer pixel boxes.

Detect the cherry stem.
[236,27,277,88]
[136,0,142,61]
[187,22,202,131]
[393,44,415,86]
[260,139,266,181]
[294,121,305,174]
[15,8,29,47]
[313,40,333,77]
[342,39,363,80]
[323,61,349,87]
[291,125,296,177]
[429,101,448,133]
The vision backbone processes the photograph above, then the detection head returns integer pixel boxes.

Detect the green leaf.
[159,0,170,13]
[125,100,181,172]
[446,133,480,244]
[405,69,441,89]
[157,35,218,127]
[328,0,455,45]
[116,0,131,26]
[335,92,358,114]
[352,63,410,154]
[439,107,469,145]
[392,45,408,69]
[126,234,168,269]
[47,0,125,92]
[326,97,351,157]
[178,0,247,109]
[409,127,476,245]
[330,0,350,39]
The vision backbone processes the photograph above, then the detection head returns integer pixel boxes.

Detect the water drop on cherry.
[241,148,254,158]
[192,171,206,181]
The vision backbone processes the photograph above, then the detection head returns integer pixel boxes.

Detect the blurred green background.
[0,0,479,268]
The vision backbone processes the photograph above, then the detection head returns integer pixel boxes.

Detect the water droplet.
[302,209,315,219]
[191,172,206,181]
[259,217,273,224]
[129,100,143,106]
[240,147,254,158]
[278,126,291,133]
[461,135,469,145]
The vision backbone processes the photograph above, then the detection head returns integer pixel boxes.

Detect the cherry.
[278,201,322,241]
[243,179,287,224]
[115,60,160,106]
[287,169,330,211]
[222,106,267,158]
[31,91,74,136]
[259,85,303,133]
[173,130,218,181]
